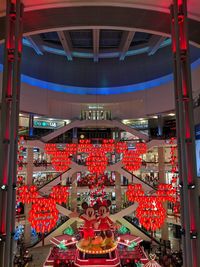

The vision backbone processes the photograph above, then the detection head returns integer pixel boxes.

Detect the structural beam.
[25,35,43,55]
[0,0,24,266]
[148,35,166,56]
[170,1,200,267]
[119,31,135,60]
[93,29,100,62]
[57,31,73,61]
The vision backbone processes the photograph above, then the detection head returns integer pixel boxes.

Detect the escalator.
[123,215,161,245]
[26,216,70,248]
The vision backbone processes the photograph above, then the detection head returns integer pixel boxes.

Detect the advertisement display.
[195,124,200,177]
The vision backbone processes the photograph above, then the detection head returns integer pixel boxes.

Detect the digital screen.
[195,124,200,177]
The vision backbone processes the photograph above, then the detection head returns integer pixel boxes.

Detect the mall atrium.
[0,0,200,267]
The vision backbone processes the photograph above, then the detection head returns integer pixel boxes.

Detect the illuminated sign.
[33,120,57,129]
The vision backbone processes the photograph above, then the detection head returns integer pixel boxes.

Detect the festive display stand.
[43,231,149,267]
[43,200,149,267]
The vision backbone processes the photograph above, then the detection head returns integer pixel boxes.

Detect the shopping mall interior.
[0,0,200,267]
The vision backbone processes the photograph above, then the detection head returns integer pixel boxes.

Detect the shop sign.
[33,120,58,129]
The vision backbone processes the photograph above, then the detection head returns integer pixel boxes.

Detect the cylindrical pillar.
[24,147,34,245]
[158,147,169,241]
[170,1,200,266]
[0,1,24,266]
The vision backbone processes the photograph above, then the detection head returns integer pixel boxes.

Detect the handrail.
[123,216,161,245]
[38,168,71,190]
[26,216,69,248]
[121,167,156,191]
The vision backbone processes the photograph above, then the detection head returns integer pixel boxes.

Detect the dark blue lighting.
[0,58,200,95]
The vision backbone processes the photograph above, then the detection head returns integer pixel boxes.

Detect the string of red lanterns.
[45,140,147,175]
[126,183,176,231]
[29,198,58,233]
[17,185,69,233]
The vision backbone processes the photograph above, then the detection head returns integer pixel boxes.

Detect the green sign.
[33,120,57,129]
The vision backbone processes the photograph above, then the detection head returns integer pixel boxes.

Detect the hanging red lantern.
[45,144,72,172]
[135,142,147,154]
[29,198,58,233]
[50,186,69,204]
[78,139,93,153]
[17,185,38,204]
[86,148,108,175]
[102,139,115,153]
[65,143,77,155]
[135,197,166,231]
[126,183,176,231]
[51,151,71,172]
[122,150,142,172]
[115,142,127,154]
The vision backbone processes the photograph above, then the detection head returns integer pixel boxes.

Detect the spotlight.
[179,183,183,188]
[1,185,7,190]
[188,184,195,189]
[190,232,197,239]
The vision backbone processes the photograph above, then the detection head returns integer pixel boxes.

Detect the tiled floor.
[27,245,52,267]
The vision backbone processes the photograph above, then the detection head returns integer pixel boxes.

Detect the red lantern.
[29,198,58,233]
[86,148,108,175]
[50,186,69,204]
[78,139,93,153]
[17,185,38,204]
[135,142,147,154]
[122,150,142,172]
[45,144,71,172]
[126,183,176,231]
[115,142,127,154]
[102,139,115,153]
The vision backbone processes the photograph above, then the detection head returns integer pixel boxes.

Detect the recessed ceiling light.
[168,113,175,116]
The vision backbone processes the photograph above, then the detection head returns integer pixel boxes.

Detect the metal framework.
[0,0,23,266]
[170,0,200,266]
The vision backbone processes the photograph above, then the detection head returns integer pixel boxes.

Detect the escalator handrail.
[26,217,69,248]
[123,216,161,245]
[121,167,156,190]
[38,168,71,190]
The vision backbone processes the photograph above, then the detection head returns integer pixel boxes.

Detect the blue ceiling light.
[0,57,200,95]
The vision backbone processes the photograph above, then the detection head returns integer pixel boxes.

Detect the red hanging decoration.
[45,144,71,172]
[135,142,147,154]
[115,142,128,154]
[50,186,69,204]
[78,139,93,153]
[102,139,115,153]
[17,185,38,204]
[29,198,58,233]
[126,183,176,231]
[122,150,142,172]
[86,148,108,175]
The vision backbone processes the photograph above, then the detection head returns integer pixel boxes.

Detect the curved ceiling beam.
[0,6,200,46]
